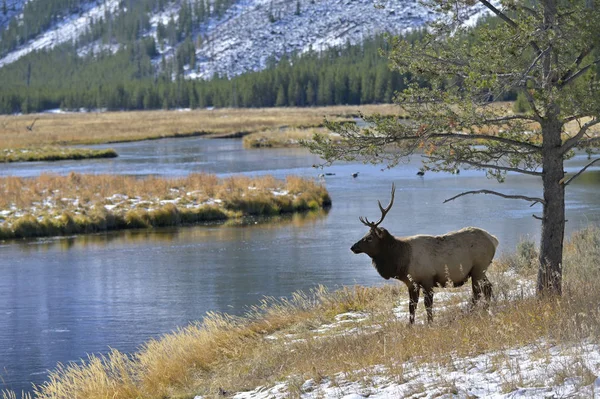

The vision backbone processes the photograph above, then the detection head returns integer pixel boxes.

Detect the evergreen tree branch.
[426,156,543,176]
[412,133,541,152]
[477,0,542,55]
[443,189,544,204]
[563,158,600,186]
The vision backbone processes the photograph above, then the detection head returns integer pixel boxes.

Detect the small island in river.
[0,173,331,240]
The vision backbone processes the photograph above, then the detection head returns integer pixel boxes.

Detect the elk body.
[351,184,499,324]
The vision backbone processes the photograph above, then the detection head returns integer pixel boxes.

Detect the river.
[1,137,599,393]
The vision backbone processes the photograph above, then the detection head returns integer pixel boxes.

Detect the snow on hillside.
[0,0,492,80]
[0,0,439,77]
[0,0,26,29]
[0,0,120,68]
[186,0,436,79]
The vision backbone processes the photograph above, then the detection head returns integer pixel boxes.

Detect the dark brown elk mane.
[371,231,411,281]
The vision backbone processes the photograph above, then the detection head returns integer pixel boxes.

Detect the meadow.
[0,173,331,239]
[3,226,598,398]
[0,105,399,149]
[0,105,400,162]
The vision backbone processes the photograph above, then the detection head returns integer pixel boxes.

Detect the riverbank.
[0,147,117,163]
[0,173,331,240]
[13,226,600,399]
[0,105,399,163]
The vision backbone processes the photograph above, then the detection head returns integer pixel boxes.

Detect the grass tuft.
[0,147,117,163]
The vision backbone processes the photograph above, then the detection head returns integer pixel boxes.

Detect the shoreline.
[0,173,331,240]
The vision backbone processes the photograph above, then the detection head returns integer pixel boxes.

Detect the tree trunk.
[537,119,565,296]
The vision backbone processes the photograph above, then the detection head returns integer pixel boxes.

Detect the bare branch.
[559,58,600,87]
[478,0,518,27]
[563,158,600,186]
[532,214,543,220]
[518,46,550,86]
[481,114,539,124]
[560,46,594,83]
[563,114,588,123]
[561,118,600,154]
[443,189,545,204]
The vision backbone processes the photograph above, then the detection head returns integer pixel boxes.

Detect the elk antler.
[359,183,396,228]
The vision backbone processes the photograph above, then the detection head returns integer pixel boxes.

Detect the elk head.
[350,183,396,257]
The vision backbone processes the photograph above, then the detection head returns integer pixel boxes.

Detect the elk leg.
[471,278,483,306]
[472,276,493,308]
[423,287,434,323]
[482,276,493,302]
[408,284,420,324]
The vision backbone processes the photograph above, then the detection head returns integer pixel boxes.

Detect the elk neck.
[371,236,411,281]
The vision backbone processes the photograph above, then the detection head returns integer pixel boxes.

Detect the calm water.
[1,137,599,393]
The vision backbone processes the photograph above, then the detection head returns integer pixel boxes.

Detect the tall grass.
[0,173,331,239]
[7,226,600,399]
[0,105,400,150]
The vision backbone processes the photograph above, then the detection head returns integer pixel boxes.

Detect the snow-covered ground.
[193,280,600,399]
[220,343,600,398]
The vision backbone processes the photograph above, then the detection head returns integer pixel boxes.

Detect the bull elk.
[350,183,498,324]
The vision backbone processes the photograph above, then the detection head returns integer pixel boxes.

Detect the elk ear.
[374,227,385,239]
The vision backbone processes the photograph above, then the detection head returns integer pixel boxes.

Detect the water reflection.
[16,209,329,253]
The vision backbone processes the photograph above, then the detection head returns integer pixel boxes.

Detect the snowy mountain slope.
[0,0,438,78]
[0,0,26,29]
[183,0,436,79]
[0,0,120,68]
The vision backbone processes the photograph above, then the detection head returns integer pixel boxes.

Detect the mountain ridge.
[0,0,436,78]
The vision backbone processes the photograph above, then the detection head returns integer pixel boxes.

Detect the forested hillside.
[0,31,427,114]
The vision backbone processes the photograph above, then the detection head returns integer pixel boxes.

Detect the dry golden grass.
[8,226,599,399]
[242,127,343,148]
[0,105,400,150]
[1,102,597,153]
[0,173,331,239]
